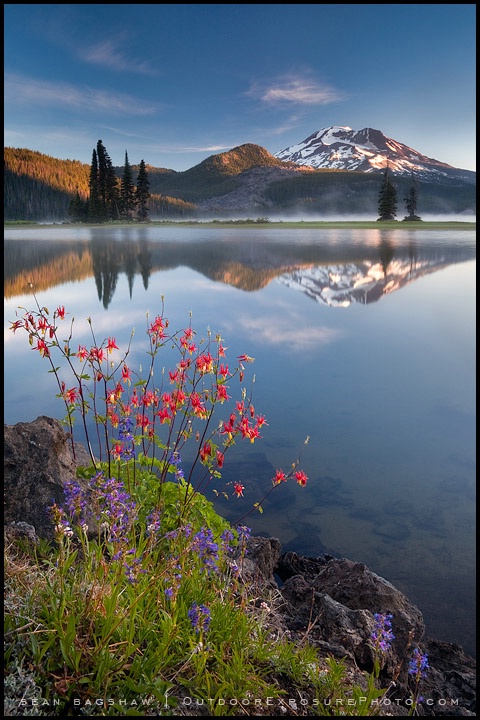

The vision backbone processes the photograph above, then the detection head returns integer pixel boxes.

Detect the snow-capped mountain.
[275,126,475,183]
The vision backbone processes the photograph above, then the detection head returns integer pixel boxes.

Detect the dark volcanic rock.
[4,415,94,540]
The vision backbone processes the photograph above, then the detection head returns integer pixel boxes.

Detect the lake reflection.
[4,225,476,657]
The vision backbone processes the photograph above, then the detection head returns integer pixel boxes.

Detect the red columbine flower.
[294,470,308,487]
[107,337,119,353]
[149,316,167,343]
[237,354,254,363]
[90,347,106,363]
[10,319,24,333]
[56,306,66,320]
[35,339,49,357]
[169,369,179,384]
[121,365,132,384]
[216,384,230,403]
[171,389,187,409]
[190,392,206,417]
[247,426,262,444]
[77,345,89,362]
[200,443,212,464]
[130,390,140,407]
[273,470,287,486]
[142,390,158,407]
[156,407,171,424]
[218,364,230,378]
[112,442,124,460]
[221,417,235,436]
[196,352,214,374]
[108,411,119,428]
[37,316,48,334]
[233,482,245,498]
[216,451,224,468]
[136,414,150,429]
[63,386,79,405]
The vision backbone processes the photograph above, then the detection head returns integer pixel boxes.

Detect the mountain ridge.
[4,127,476,221]
[274,125,476,183]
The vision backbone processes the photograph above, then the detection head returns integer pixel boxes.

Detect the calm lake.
[4,223,476,657]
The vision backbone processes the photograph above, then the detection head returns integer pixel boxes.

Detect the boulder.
[4,415,94,540]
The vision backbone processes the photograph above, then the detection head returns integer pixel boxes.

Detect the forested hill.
[4,148,90,222]
[4,148,195,221]
[4,145,476,222]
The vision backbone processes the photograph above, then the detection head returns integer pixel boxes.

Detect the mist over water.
[193,213,476,224]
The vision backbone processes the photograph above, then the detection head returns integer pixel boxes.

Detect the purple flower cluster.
[220,528,235,554]
[164,563,183,600]
[370,612,395,654]
[122,548,147,584]
[146,509,162,537]
[191,527,220,574]
[62,478,89,525]
[91,472,137,543]
[236,524,251,553]
[118,417,135,461]
[188,602,211,634]
[169,451,184,480]
[408,648,429,680]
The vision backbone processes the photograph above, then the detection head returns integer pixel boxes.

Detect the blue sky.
[4,4,476,172]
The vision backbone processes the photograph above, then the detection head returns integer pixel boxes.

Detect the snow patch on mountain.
[275,126,475,183]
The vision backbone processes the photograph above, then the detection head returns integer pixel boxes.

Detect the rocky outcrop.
[239,544,476,716]
[4,415,93,540]
[4,417,476,715]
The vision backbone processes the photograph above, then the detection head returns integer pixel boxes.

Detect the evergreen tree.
[87,149,103,222]
[403,172,421,221]
[96,140,119,220]
[68,191,88,222]
[377,163,398,221]
[135,159,151,221]
[120,151,136,221]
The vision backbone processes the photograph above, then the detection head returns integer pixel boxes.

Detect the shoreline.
[4,219,476,231]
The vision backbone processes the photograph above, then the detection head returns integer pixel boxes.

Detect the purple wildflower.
[408,648,429,680]
[123,552,146,584]
[90,473,137,543]
[62,479,88,525]
[188,603,211,634]
[169,450,184,480]
[146,509,162,537]
[191,527,219,574]
[220,529,235,554]
[117,417,135,460]
[370,612,395,654]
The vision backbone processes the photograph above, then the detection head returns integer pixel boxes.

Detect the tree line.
[68,140,151,223]
[377,165,421,221]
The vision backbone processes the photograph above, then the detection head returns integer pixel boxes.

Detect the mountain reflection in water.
[4,228,476,309]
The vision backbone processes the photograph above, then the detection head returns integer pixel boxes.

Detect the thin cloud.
[268,114,306,136]
[236,314,342,351]
[247,73,344,107]
[80,37,158,76]
[4,73,159,116]
[147,143,233,154]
